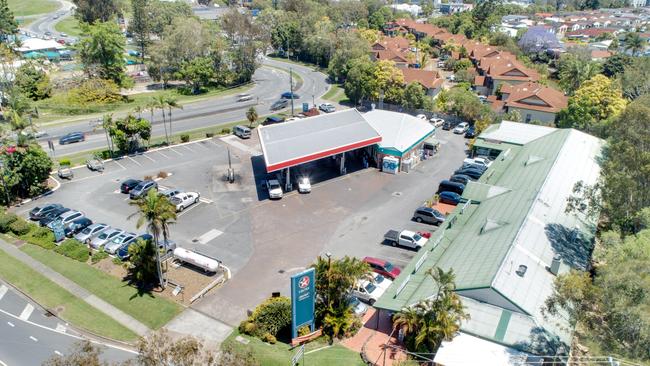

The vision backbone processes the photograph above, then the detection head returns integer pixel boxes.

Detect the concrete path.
[0,239,150,336]
[165,309,232,345]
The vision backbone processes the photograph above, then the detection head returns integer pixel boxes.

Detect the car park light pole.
[289,67,295,116]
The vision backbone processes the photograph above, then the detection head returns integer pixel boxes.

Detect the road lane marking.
[56,323,67,333]
[194,229,223,244]
[19,304,34,320]
[127,156,143,167]
[7,321,14,327]
[141,154,156,163]
[29,336,38,342]
[0,285,7,300]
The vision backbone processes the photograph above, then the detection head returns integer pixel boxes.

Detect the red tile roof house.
[401,68,445,96]
[371,37,412,68]
[477,58,540,95]
[487,82,568,124]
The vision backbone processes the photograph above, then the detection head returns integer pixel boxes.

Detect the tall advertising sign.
[291,268,315,339]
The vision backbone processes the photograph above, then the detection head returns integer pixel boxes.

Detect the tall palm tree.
[246,106,258,128]
[8,111,31,147]
[153,95,168,145]
[102,114,115,158]
[164,95,182,140]
[624,32,646,56]
[128,189,177,289]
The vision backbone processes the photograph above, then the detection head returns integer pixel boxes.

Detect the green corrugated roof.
[375,129,572,311]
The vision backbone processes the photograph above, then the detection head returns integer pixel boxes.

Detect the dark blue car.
[64,217,93,237]
[116,234,152,261]
[439,191,461,205]
[59,132,85,145]
[281,92,300,99]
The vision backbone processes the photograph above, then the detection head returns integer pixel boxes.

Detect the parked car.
[413,206,446,225]
[74,223,110,243]
[464,126,476,138]
[437,180,465,195]
[47,210,84,229]
[363,257,401,280]
[454,167,484,180]
[29,203,63,220]
[461,162,487,172]
[104,232,137,254]
[415,114,428,121]
[281,92,300,99]
[120,179,142,193]
[89,228,124,249]
[449,174,471,185]
[442,120,458,130]
[57,165,73,179]
[263,115,285,125]
[348,296,368,317]
[129,180,158,199]
[318,103,336,113]
[86,157,104,171]
[170,192,200,212]
[234,125,251,139]
[453,122,470,134]
[64,217,93,237]
[353,273,393,305]
[297,177,311,193]
[116,233,152,261]
[58,132,85,145]
[430,118,444,127]
[439,191,462,205]
[236,93,253,102]
[270,100,289,111]
[160,188,183,199]
[464,157,492,168]
[266,179,283,199]
[383,229,427,250]
[38,207,71,227]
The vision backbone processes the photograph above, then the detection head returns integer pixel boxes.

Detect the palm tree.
[102,114,115,158]
[164,95,182,139]
[246,106,258,128]
[153,96,168,145]
[8,111,31,147]
[128,189,177,289]
[624,32,646,56]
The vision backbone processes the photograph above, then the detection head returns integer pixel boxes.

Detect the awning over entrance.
[258,109,382,173]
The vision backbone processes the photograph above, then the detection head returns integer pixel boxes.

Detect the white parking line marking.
[0,359,6,366]
[113,189,121,194]
[195,229,223,244]
[54,351,63,356]
[19,304,34,320]
[7,321,14,327]
[199,197,213,204]
[114,160,126,170]
[156,150,170,159]
[127,156,143,167]
[56,323,67,333]
[29,336,38,342]
[0,285,7,300]
[141,154,156,163]
[177,202,201,217]
[181,145,194,152]
[169,148,183,156]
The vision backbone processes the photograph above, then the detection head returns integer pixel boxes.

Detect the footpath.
[0,238,150,336]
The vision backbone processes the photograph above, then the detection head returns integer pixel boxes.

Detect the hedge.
[9,218,32,236]
[21,226,56,249]
[54,239,89,262]
[0,212,18,233]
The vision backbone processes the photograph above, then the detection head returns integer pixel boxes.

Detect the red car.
[363,257,401,280]
[418,231,432,239]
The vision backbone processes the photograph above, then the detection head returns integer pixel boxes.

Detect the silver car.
[74,223,109,243]
[104,232,136,254]
[47,210,84,229]
[89,228,124,249]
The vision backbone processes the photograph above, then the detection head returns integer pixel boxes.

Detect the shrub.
[180,134,190,143]
[206,132,214,138]
[239,321,258,336]
[157,171,169,179]
[67,78,122,105]
[91,251,109,264]
[9,218,32,236]
[0,212,18,233]
[144,175,153,181]
[22,226,55,249]
[221,128,231,134]
[54,239,90,262]
[262,333,277,344]
[112,257,122,265]
[59,159,71,166]
[250,296,291,338]
[298,325,312,337]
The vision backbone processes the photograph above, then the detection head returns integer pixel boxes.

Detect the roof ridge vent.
[525,155,545,166]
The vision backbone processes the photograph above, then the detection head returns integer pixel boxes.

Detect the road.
[0,282,136,365]
[39,57,330,157]
[23,0,75,40]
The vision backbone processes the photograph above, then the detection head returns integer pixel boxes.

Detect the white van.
[234,125,251,139]
[236,93,253,102]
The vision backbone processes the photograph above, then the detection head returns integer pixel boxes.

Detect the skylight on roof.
[524,155,544,166]
[480,219,508,234]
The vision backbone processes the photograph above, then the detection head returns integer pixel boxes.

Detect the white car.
[464,157,492,168]
[453,122,469,134]
[352,273,393,305]
[266,179,283,199]
[47,210,84,229]
[171,192,200,212]
[415,114,428,121]
[430,117,444,127]
[297,177,311,193]
[319,103,336,113]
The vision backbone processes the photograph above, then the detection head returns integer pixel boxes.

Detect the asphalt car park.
[16,128,468,327]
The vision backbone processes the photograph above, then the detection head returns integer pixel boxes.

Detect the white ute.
[266,179,283,199]
[353,273,393,305]
[171,192,200,212]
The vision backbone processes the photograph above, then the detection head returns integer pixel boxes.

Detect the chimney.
[549,255,561,276]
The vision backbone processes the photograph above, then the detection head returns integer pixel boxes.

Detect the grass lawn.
[21,244,182,330]
[54,17,82,37]
[322,84,349,104]
[0,247,138,342]
[222,330,365,366]
[8,0,59,16]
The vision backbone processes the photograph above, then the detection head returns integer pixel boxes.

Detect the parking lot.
[15,129,468,327]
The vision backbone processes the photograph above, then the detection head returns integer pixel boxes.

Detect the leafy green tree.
[436,87,492,123]
[14,63,51,100]
[129,0,150,62]
[73,0,120,23]
[601,53,632,78]
[623,32,646,56]
[402,83,429,110]
[1,144,52,199]
[557,52,601,95]
[246,106,258,128]
[107,114,152,152]
[128,189,176,289]
[393,268,469,354]
[343,57,375,104]
[452,59,472,73]
[557,74,626,135]
[619,57,650,100]
[0,0,17,44]
[368,7,393,30]
[370,60,405,104]
[146,0,194,38]
[77,21,129,87]
[177,57,215,94]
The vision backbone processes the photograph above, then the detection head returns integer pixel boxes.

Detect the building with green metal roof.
[374,121,604,364]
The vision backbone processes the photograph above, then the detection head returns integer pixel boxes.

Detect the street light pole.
[290,67,295,116]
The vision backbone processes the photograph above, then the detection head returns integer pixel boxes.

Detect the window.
[525,114,532,123]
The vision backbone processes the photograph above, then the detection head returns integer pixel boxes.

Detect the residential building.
[487,82,568,124]
[401,68,445,96]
